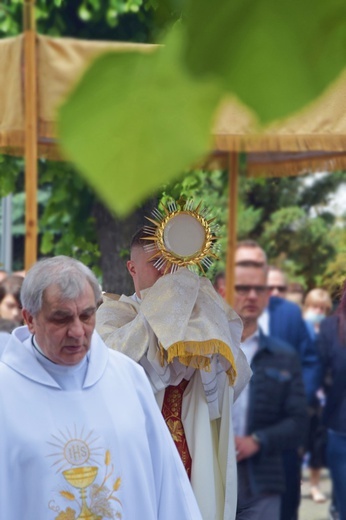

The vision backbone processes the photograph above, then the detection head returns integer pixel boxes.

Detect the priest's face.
[23,283,97,365]
[127,245,164,297]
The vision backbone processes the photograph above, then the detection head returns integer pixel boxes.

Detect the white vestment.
[96,268,252,520]
[0,331,10,356]
[0,326,202,520]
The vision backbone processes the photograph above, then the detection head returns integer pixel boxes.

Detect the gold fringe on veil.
[159,339,237,385]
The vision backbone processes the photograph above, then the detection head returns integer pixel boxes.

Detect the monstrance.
[142,198,220,274]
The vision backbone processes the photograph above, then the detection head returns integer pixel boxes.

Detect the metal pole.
[225,152,238,305]
[23,0,38,270]
[1,195,13,272]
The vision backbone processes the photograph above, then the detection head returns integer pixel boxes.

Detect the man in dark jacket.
[232,262,307,520]
[235,241,320,404]
[234,241,320,520]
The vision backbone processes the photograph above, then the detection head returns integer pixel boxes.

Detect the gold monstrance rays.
[142,199,220,274]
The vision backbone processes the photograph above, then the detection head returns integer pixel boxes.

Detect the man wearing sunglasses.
[233,240,320,520]
[267,266,288,297]
[232,261,307,520]
[235,242,319,406]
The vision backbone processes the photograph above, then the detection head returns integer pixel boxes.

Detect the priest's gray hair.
[21,256,102,316]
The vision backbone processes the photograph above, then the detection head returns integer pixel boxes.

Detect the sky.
[327,183,346,216]
[303,172,346,217]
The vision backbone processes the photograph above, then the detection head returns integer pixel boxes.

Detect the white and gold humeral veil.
[96,199,252,520]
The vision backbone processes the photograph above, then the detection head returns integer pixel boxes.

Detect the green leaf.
[58,25,221,216]
[41,231,54,254]
[78,3,92,21]
[185,0,346,122]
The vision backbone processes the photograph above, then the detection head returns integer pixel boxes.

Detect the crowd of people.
[0,231,345,520]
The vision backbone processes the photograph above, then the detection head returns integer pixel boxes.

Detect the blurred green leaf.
[185,0,346,122]
[59,25,221,216]
[78,3,92,21]
[41,231,54,254]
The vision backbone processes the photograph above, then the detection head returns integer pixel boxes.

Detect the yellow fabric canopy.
[0,33,345,174]
[0,34,155,159]
[212,70,346,176]
[1,31,344,287]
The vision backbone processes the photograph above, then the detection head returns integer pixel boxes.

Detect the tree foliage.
[0,155,23,197]
[0,0,157,39]
[162,168,346,293]
[38,161,102,274]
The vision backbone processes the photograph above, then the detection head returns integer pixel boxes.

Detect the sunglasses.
[234,285,268,295]
[268,285,287,293]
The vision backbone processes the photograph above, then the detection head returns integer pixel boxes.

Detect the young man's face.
[127,246,164,296]
[233,266,269,326]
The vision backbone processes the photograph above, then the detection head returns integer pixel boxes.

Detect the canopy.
[2,34,346,169]
[0,34,155,159]
[0,32,345,300]
[212,70,346,176]
[210,75,346,300]
[0,32,156,270]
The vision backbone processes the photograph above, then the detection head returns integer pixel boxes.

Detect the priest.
[97,224,252,520]
[0,255,202,520]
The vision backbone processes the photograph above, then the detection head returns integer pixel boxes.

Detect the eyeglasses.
[234,285,268,295]
[268,285,287,293]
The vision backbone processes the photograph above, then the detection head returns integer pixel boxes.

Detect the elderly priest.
[0,256,202,520]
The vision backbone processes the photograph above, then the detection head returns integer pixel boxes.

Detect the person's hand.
[235,435,261,462]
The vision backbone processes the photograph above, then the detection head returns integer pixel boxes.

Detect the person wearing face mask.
[303,288,332,505]
[304,289,332,336]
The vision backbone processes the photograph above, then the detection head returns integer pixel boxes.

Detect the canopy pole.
[1,195,13,272]
[23,0,38,271]
[225,152,238,305]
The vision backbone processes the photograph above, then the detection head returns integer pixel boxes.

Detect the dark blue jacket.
[245,331,308,495]
[318,315,346,433]
[268,296,321,405]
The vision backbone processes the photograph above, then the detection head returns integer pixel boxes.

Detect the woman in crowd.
[303,288,332,503]
[0,274,24,329]
[318,282,346,520]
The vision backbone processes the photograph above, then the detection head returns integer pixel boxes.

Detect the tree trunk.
[93,198,157,294]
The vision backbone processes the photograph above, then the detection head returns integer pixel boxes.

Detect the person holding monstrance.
[97,199,252,520]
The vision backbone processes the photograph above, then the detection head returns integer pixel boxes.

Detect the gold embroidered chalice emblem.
[63,466,100,520]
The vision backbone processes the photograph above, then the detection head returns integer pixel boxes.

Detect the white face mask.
[305,309,326,325]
